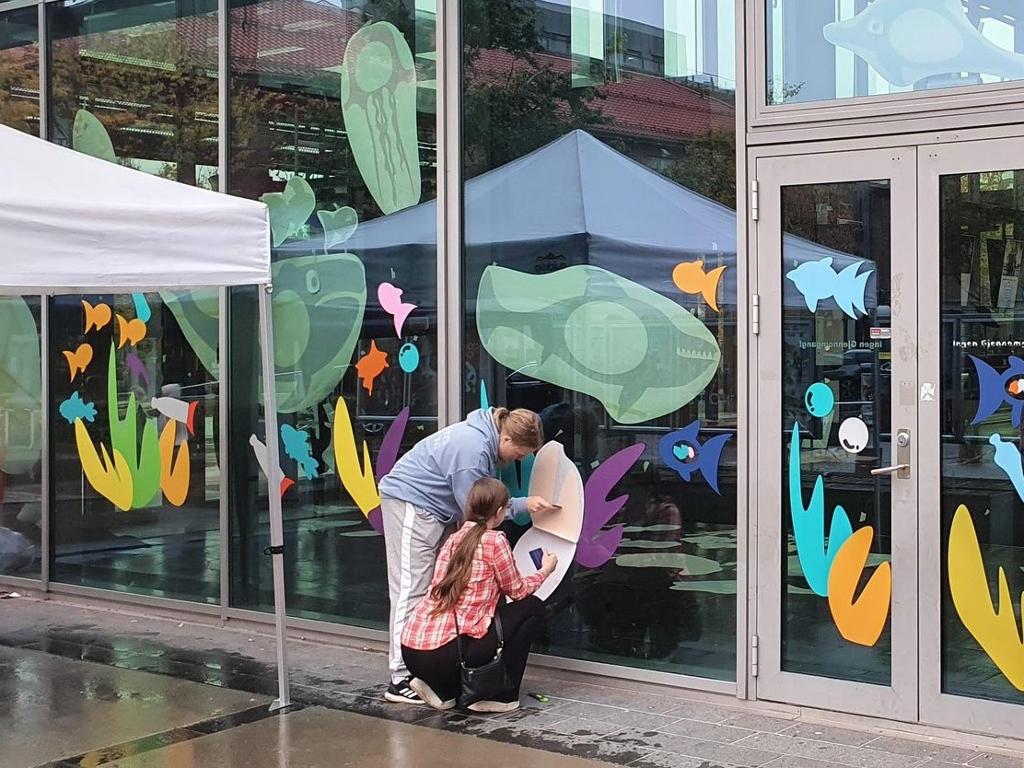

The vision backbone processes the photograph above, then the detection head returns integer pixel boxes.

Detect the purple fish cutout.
[126,352,150,386]
[364,407,412,535]
[575,443,645,569]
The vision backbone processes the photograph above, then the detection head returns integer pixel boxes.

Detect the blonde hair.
[430,478,510,615]
[493,407,543,451]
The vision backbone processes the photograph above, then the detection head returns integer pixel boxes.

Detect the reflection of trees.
[0,32,37,134]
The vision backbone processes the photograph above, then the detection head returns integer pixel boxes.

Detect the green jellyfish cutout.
[72,109,116,163]
[341,21,421,215]
[0,296,40,475]
[476,265,721,424]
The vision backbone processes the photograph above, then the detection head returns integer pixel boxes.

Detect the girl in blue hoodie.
[378,407,554,704]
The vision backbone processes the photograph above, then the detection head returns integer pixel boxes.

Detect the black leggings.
[402,596,545,703]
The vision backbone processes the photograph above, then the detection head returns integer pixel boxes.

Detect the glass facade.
[461,0,737,679]
[0,4,37,135]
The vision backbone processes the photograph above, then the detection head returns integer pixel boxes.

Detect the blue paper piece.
[786,257,872,318]
[480,380,490,410]
[970,355,1024,427]
[804,382,835,418]
[824,0,1024,88]
[398,342,420,373]
[658,419,731,495]
[280,423,319,479]
[990,433,1024,503]
[59,392,97,424]
[788,422,853,596]
[529,548,544,570]
[131,293,152,323]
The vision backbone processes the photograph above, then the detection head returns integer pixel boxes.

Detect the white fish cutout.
[151,396,198,435]
[249,434,295,497]
[824,0,1024,88]
[512,441,584,601]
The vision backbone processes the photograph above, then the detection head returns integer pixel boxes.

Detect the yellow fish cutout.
[82,300,112,333]
[332,396,380,517]
[74,418,133,511]
[116,314,147,349]
[672,260,726,313]
[949,504,1024,691]
[827,526,891,647]
[159,421,190,507]
[63,343,93,382]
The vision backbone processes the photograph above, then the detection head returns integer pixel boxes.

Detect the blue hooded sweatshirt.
[378,408,528,525]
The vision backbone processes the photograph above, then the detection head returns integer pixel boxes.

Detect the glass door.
[753,148,918,719]
[919,137,1024,735]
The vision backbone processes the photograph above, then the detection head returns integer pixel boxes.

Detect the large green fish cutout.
[0,296,40,474]
[476,265,720,424]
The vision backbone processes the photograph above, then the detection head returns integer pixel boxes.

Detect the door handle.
[870,428,911,479]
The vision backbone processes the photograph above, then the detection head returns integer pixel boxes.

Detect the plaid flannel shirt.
[401,522,546,651]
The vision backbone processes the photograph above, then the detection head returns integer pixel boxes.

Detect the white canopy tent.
[0,124,292,708]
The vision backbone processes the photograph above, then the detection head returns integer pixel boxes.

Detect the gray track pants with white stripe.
[382,497,454,684]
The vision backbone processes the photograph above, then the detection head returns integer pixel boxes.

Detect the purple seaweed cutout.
[126,352,150,386]
[365,406,411,534]
[575,443,645,568]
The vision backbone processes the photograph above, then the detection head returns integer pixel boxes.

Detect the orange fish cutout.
[827,526,892,647]
[116,314,147,349]
[159,421,190,506]
[82,300,112,333]
[672,260,726,312]
[355,340,389,396]
[63,343,93,382]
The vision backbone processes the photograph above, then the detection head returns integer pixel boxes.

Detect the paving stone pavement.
[2,594,1023,768]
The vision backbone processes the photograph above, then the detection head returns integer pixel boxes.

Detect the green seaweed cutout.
[73,109,116,163]
[106,343,160,507]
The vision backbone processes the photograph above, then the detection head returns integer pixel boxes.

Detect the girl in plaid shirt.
[401,477,557,713]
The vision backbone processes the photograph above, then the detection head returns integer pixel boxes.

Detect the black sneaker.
[384,677,426,705]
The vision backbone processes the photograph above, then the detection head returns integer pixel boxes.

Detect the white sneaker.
[409,677,456,710]
[467,699,521,713]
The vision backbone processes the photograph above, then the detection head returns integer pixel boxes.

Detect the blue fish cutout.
[989,433,1024,503]
[786,257,872,318]
[59,392,97,424]
[824,0,1024,88]
[658,419,731,495]
[131,293,152,323]
[970,355,1024,427]
[280,423,319,479]
[789,422,853,596]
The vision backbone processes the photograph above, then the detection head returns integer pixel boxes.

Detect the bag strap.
[453,607,505,664]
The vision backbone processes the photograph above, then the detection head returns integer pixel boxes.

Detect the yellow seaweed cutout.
[332,396,380,516]
[948,504,1024,691]
[74,418,133,511]
[827,526,891,647]
[159,421,190,507]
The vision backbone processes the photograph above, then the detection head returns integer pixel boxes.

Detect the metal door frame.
[752,146,919,721]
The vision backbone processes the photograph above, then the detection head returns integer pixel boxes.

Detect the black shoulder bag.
[454,611,515,707]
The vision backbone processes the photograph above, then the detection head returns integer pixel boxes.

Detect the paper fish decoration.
[377,282,416,337]
[59,392,97,424]
[63,343,93,382]
[970,355,1024,427]
[281,424,319,480]
[151,396,198,435]
[672,260,726,312]
[824,0,1024,88]
[355,340,389,396]
[658,419,732,495]
[116,314,147,349]
[82,300,112,332]
[786,257,872,318]
[249,434,295,496]
[989,433,1024,503]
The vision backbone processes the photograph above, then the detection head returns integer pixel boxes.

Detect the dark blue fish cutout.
[59,392,97,425]
[970,355,1024,427]
[658,419,732,495]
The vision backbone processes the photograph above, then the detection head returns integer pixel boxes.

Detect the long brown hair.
[430,477,510,615]
[493,407,543,451]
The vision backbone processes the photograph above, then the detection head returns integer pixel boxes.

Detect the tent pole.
[257,283,291,711]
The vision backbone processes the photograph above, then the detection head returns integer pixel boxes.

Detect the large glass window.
[0,5,39,135]
[0,296,41,579]
[461,0,737,679]
[51,292,220,603]
[767,1,1024,106]
[941,169,1024,705]
[227,0,439,626]
[48,0,218,186]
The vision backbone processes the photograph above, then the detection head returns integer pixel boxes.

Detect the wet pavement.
[2,594,1023,768]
